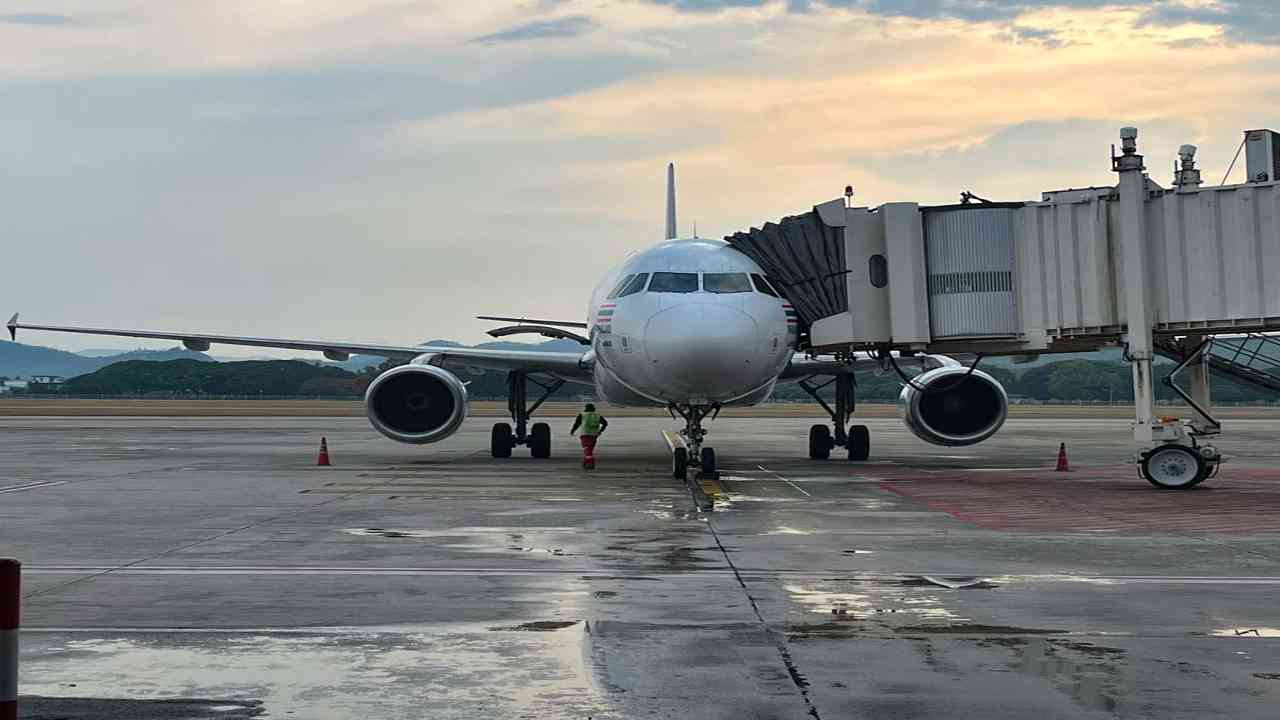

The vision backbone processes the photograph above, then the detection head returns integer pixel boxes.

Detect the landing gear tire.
[809,424,832,460]
[700,447,718,478]
[491,422,514,458]
[529,422,551,459]
[673,447,689,481]
[847,425,870,461]
[1141,444,1207,489]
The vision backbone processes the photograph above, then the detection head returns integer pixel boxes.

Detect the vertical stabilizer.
[665,163,677,240]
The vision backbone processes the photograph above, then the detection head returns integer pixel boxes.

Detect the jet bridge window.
[703,273,751,294]
[750,273,780,297]
[617,273,649,297]
[649,272,699,293]
[606,274,635,299]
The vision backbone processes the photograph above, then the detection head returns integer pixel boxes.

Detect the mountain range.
[0,337,583,380]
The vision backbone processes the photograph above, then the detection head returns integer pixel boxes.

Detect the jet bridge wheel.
[847,425,870,461]
[529,422,552,459]
[1141,444,1207,490]
[809,425,832,460]
[491,423,514,458]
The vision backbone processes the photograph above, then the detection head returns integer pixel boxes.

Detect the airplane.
[7,164,1007,479]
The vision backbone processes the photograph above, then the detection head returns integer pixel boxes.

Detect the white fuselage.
[587,238,795,407]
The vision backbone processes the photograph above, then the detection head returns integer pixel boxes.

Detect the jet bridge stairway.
[1156,334,1280,395]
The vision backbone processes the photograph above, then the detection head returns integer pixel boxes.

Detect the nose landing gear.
[491,370,564,459]
[800,373,870,461]
[669,403,720,480]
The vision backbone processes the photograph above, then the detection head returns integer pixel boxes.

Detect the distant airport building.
[27,375,66,392]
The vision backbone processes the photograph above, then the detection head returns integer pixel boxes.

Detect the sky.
[2,0,1278,356]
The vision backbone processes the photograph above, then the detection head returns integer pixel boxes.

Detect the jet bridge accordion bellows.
[725,211,848,328]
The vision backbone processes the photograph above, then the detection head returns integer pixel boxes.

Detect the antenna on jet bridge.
[665,162,677,240]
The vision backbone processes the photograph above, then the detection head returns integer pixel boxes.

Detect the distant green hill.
[0,340,213,378]
[64,359,361,396]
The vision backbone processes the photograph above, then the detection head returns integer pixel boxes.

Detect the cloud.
[471,15,596,44]
[1006,24,1066,47]
[0,13,76,26]
[641,0,1280,45]
[1141,1,1280,46]
[643,0,771,11]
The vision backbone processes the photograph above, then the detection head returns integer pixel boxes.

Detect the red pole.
[0,559,17,720]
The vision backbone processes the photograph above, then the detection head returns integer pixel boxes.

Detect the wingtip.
[6,313,16,341]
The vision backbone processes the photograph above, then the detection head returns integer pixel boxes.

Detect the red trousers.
[580,434,598,462]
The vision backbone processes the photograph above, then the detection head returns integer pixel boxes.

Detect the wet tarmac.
[4,414,1280,718]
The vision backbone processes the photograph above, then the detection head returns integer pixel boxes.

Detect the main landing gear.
[668,403,720,481]
[800,373,870,461]
[491,370,564,459]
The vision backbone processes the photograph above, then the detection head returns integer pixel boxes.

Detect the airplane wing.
[6,314,594,382]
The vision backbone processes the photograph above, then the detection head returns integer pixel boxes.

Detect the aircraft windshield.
[606,274,634,299]
[751,273,780,297]
[649,272,699,293]
[703,273,751,294]
[618,273,649,297]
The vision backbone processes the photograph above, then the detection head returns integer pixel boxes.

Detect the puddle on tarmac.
[344,528,445,539]
[766,526,810,536]
[895,624,1067,635]
[342,529,577,556]
[1210,626,1280,637]
[722,494,806,503]
[784,582,963,622]
[490,621,581,632]
[988,574,1119,586]
[21,624,610,719]
[1010,637,1128,713]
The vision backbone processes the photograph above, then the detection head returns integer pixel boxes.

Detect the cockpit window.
[649,272,699,293]
[617,273,649,297]
[703,273,751,294]
[751,273,780,297]
[606,274,634,299]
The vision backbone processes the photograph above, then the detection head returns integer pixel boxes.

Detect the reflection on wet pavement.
[21,626,611,720]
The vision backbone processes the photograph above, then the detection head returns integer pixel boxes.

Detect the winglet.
[665,162,677,240]
[6,313,17,341]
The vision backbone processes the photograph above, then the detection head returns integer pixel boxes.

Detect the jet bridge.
[727,127,1280,489]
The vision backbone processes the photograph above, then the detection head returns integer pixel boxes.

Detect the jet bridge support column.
[1114,127,1157,445]
[1116,128,1215,489]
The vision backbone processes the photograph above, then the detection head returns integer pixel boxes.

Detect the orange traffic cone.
[1054,442,1070,472]
[317,437,331,467]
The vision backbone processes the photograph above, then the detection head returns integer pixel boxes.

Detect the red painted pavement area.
[880,467,1280,535]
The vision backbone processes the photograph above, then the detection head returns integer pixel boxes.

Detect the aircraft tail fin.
[665,162,677,240]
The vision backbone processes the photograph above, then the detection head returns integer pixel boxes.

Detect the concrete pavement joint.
[697,499,824,718]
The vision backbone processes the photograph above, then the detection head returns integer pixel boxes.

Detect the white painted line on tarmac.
[0,481,66,494]
[757,465,811,497]
[20,567,1280,585]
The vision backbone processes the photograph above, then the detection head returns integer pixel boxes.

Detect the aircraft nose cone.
[644,303,761,400]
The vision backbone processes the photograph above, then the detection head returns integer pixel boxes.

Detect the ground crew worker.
[570,402,608,469]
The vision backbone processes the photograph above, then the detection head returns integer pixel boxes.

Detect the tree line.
[49,356,1278,404]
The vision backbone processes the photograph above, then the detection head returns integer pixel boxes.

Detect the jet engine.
[899,366,1007,447]
[365,364,468,444]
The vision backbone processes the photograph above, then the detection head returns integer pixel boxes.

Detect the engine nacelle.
[899,366,1008,447]
[364,364,468,444]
